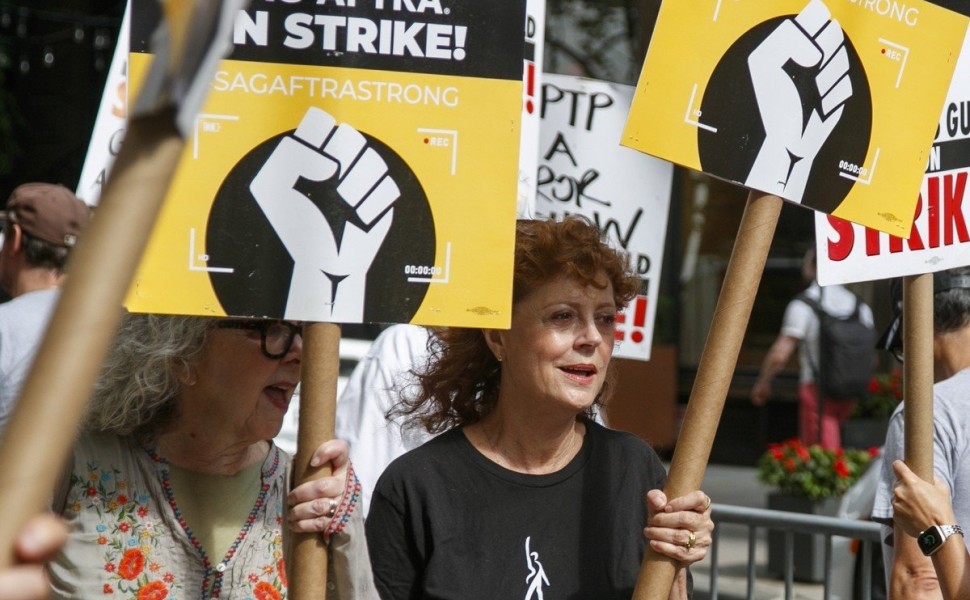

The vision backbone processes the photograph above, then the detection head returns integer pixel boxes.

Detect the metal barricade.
[707,504,883,600]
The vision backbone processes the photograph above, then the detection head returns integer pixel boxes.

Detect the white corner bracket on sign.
[838,147,880,185]
[685,84,717,133]
[418,128,459,175]
[407,242,452,284]
[878,38,910,88]
[188,228,234,273]
[193,113,241,159]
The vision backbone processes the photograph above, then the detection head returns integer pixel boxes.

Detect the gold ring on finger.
[685,530,696,550]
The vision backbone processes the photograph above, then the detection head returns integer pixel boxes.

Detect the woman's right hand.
[891,459,956,538]
[643,489,714,567]
[287,439,360,537]
[0,512,68,600]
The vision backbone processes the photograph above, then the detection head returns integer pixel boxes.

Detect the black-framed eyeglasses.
[216,320,303,359]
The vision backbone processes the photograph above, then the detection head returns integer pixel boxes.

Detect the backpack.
[795,292,876,400]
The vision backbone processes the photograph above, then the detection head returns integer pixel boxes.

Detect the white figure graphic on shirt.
[524,536,550,599]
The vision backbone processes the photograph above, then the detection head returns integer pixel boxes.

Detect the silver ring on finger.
[326,498,337,518]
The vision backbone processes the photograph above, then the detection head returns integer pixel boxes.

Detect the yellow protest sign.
[125,0,525,327]
[623,0,967,237]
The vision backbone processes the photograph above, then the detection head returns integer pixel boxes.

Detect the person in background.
[750,247,874,448]
[872,268,970,599]
[48,313,376,599]
[335,323,431,514]
[366,217,713,599]
[0,183,89,436]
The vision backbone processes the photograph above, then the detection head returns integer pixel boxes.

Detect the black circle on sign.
[206,129,435,324]
[697,16,872,214]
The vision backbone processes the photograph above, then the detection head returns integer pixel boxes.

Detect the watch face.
[919,527,943,555]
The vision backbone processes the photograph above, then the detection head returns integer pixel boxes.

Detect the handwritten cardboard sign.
[537,74,673,361]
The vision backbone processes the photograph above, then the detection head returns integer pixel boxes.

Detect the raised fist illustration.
[745,0,852,202]
[250,107,400,322]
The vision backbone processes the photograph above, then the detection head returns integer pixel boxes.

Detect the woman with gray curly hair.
[47,313,375,599]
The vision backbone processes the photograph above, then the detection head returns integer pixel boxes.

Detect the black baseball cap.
[877,270,970,355]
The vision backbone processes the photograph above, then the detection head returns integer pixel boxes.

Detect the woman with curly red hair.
[366,217,714,599]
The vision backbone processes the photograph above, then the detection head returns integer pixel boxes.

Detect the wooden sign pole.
[289,322,341,599]
[632,190,783,599]
[902,274,934,480]
[0,111,184,566]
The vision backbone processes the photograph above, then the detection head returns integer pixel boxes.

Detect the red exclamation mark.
[630,295,648,344]
[524,61,536,114]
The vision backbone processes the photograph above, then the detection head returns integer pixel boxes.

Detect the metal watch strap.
[941,524,965,539]
[920,524,965,556]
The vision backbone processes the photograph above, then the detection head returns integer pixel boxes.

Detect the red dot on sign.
[632,331,644,344]
[526,99,535,114]
[423,138,429,144]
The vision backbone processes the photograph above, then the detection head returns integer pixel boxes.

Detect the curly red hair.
[393,216,640,433]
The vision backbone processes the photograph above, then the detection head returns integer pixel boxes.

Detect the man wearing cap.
[872,267,970,598]
[0,183,89,436]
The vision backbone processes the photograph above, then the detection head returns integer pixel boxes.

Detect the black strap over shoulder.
[794,292,860,320]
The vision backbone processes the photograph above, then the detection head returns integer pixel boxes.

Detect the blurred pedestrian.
[751,247,874,448]
[335,323,431,514]
[0,183,89,435]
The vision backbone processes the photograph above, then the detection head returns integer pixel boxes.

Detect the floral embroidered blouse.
[49,433,375,599]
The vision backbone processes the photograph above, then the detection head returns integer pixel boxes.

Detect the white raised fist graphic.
[745,0,852,202]
[250,107,400,322]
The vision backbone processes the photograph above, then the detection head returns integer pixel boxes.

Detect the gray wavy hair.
[83,313,216,442]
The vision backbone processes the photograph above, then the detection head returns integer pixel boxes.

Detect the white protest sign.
[817,28,970,285]
[536,74,673,361]
[76,2,130,205]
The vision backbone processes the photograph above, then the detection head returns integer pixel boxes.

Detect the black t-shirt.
[365,419,668,600]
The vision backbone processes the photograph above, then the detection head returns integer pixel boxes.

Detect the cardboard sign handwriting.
[537,74,673,361]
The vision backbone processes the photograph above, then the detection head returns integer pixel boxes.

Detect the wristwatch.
[917,524,965,556]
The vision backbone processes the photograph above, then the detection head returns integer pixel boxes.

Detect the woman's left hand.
[643,489,714,566]
[287,439,354,534]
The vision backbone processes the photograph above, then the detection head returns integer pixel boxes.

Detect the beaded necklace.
[147,446,280,597]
